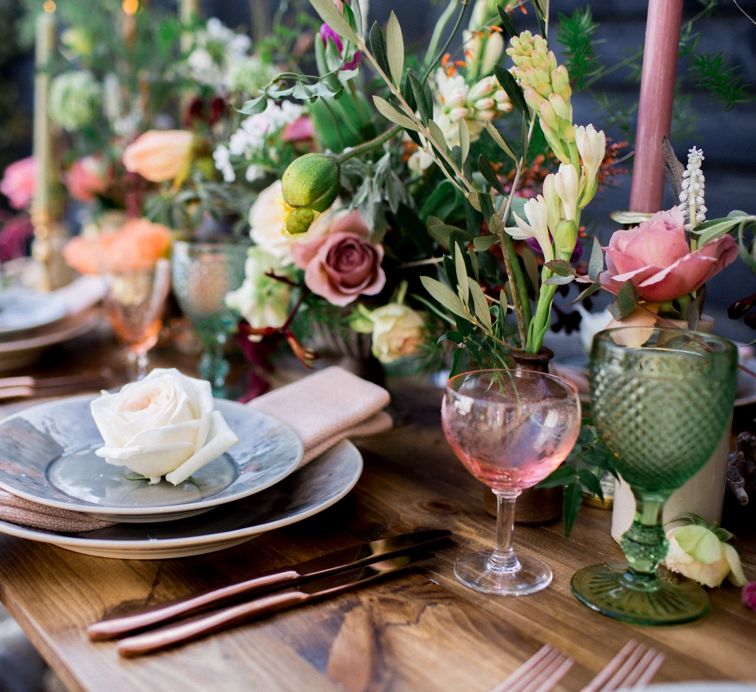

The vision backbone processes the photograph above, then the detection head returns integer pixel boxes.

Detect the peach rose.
[600,208,739,303]
[64,218,172,274]
[65,156,108,203]
[0,157,36,210]
[123,130,194,183]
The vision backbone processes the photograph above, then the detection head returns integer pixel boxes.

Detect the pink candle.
[629,0,684,212]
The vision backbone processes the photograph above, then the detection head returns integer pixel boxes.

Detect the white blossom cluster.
[680,146,707,231]
[187,18,253,89]
[213,101,303,183]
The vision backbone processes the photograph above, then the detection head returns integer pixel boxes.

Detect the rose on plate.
[91,369,238,485]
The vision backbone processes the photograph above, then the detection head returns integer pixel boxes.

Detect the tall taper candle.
[32,2,56,220]
[629,0,683,212]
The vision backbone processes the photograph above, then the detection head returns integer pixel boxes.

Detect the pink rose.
[600,208,739,303]
[304,228,385,307]
[0,157,36,210]
[65,156,108,203]
[283,116,315,143]
[743,582,756,612]
[292,209,370,269]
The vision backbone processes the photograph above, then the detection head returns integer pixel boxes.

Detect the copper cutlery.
[116,554,420,657]
[490,644,574,692]
[581,640,665,692]
[89,529,450,646]
[0,372,112,400]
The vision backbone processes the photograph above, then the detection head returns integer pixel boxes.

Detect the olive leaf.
[494,66,528,114]
[420,276,469,320]
[386,11,405,87]
[369,21,391,77]
[372,95,418,131]
[454,245,470,304]
[310,0,357,43]
[408,70,432,122]
[484,121,518,163]
[458,119,470,167]
[469,281,493,331]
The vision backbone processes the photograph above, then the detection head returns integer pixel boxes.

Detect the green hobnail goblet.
[571,327,738,625]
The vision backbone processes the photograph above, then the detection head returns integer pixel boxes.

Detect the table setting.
[0,0,755,689]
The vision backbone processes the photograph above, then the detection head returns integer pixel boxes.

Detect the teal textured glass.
[571,328,738,625]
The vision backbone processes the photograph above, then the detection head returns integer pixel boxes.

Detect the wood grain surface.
[0,330,753,691]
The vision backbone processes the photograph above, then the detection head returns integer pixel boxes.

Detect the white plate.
[0,395,303,522]
[0,440,362,559]
[0,287,67,337]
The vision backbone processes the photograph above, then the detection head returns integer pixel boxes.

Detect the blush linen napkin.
[0,366,392,533]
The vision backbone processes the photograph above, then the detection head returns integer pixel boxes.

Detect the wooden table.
[0,330,754,691]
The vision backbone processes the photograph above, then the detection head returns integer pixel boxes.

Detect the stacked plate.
[0,397,363,559]
[0,278,103,372]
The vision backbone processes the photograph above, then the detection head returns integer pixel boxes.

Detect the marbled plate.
[0,441,362,559]
[0,395,303,522]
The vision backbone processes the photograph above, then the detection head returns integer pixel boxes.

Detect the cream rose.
[370,303,425,364]
[90,369,238,485]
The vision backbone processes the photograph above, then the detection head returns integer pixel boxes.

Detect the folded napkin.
[0,366,392,533]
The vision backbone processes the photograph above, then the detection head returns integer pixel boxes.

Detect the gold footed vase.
[483,348,563,524]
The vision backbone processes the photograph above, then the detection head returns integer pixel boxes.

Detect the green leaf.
[385,11,405,86]
[537,465,577,488]
[469,281,493,331]
[608,281,639,320]
[494,66,528,114]
[239,95,268,115]
[562,482,582,537]
[454,245,470,305]
[408,70,431,122]
[497,5,518,38]
[544,260,574,277]
[310,0,357,42]
[458,119,470,167]
[555,8,603,91]
[571,282,601,304]
[473,235,498,251]
[577,469,604,500]
[484,122,518,163]
[478,155,505,194]
[372,96,418,131]
[427,120,449,154]
[588,236,603,281]
[545,274,575,286]
[369,21,391,77]
[420,276,469,320]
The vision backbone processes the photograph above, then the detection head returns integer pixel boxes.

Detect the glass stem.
[487,490,521,573]
[127,349,149,381]
[620,489,670,589]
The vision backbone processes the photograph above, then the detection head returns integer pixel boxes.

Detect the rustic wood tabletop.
[0,326,753,692]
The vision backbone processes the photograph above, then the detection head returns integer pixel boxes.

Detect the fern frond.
[555,8,603,90]
[691,52,754,110]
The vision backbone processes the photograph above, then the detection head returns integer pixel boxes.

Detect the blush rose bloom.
[91,369,238,485]
[600,207,738,303]
[123,130,194,183]
[65,156,108,203]
[292,210,385,307]
[0,157,36,210]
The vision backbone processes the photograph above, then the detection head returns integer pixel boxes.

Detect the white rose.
[664,524,746,589]
[370,304,425,364]
[90,369,239,485]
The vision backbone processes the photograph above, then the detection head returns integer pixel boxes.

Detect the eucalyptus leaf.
[537,465,577,487]
[386,11,405,86]
[544,259,575,277]
[608,281,639,320]
[571,281,601,304]
[545,274,574,286]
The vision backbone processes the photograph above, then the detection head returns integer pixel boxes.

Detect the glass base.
[454,551,552,596]
[571,563,710,625]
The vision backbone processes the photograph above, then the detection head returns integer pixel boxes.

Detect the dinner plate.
[0,395,303,522]
[0,287,68,337]
[0,440,363,559]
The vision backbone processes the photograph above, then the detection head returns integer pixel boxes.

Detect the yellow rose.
[370,303,425,364]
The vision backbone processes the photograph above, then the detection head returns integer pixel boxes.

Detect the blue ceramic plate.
[0,441,362,559]
[0,395,303,522]
[0,287,68,337]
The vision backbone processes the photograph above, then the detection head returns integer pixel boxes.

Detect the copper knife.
[88,529,450,641]
[118,554,417,657]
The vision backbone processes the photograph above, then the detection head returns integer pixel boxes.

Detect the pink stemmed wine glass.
[442,369,581,595]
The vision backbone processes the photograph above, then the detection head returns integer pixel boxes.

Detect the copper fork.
[582,640,666,692]
[490,644,574,692]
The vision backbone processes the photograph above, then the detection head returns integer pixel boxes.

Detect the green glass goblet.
[571,327,737,625]
[171,240,248,397]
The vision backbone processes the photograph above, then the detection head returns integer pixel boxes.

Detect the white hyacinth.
[680,146,707,230]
